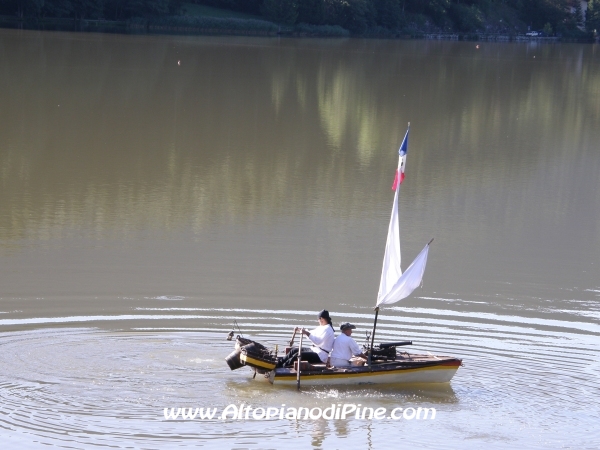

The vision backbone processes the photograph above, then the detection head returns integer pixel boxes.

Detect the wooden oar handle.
[289,329,297,347]
[297,331,304,390]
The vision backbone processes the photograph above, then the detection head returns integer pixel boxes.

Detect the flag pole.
[367,306,379,369]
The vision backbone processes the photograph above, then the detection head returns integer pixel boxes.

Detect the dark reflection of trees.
[0,32,598,247]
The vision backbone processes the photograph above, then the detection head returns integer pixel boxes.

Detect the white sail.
[376,163,402,304]
[376,126,431,307]
[376,243,430,306]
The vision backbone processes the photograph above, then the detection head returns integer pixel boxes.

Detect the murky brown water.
[1,29,599,449]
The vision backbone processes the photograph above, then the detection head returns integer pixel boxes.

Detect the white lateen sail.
[376,125,432,307]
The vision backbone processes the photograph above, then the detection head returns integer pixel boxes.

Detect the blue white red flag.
[392,127,409,190]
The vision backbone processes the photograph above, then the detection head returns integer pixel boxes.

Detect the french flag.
[392,127,409,191]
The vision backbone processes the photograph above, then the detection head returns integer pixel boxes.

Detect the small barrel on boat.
[225,348,244,370]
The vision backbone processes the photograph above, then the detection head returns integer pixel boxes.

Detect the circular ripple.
[0,329,244,447]
[1,306,599,449]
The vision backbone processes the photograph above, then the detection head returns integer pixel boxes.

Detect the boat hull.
[252,357,461,386]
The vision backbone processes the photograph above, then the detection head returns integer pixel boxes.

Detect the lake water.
[0,29,599,449]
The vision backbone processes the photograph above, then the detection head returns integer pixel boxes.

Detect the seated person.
[328,322,368,367]
[278,310,335,368]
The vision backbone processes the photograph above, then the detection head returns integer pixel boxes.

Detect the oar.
[297,330,304,390]
[289,329,297,346]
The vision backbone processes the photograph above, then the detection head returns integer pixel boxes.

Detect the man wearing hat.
[329,322,368,367]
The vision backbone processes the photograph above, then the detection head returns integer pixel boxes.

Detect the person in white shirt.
[329,322,368,367]
[278,310,335,367]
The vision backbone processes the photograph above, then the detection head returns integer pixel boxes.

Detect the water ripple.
[0,305,598,448]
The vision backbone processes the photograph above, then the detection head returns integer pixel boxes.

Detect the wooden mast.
[367,307,379,369]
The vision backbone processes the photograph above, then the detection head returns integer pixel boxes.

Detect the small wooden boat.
[226,336,461,386]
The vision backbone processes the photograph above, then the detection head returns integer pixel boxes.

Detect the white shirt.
[307,324,334,363]
[330,333,362,362]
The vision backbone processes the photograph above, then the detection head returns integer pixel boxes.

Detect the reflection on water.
[0,30,599,448]
[1,32,599,244]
